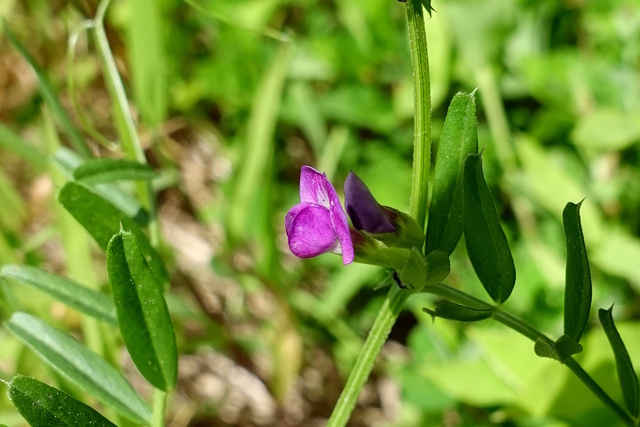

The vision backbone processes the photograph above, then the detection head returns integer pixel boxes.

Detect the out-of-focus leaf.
[73,158,155,184]
[5,313,151,424]
[571,110,640,151]
[424,359,517,406]
[426,91,478,254]
[8,375,116,427]
[107,231,177,391]
[423,301,493,322]
[598,306,639,418]
[563,201,592,343]
[1,21,90,157]
[57,182,167,286]
[591,231,640,292]
[0,265,117,325]
[463,153,515,303]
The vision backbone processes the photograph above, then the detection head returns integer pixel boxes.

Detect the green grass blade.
[0,123,47,168]
[107,231,177,391]
[8,375,116,427]
[463,153,515,303]
[5,313,152,424]
[426,91,478,254]
[1,21,91,157]
[73,158,155,184]
[562,201,592,343]
[128,0,167,127]
[0,265,117,325]
[598,306,639,418]
[229,44,290,239]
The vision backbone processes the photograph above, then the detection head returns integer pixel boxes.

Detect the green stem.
[424,283,635,426]
[564,358,636,427]
[93,0,160,247]
[406,0,431,230]
[152,388,167,427]
[326,286,410,427]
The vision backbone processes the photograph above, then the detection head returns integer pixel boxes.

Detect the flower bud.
[344,172,395,234]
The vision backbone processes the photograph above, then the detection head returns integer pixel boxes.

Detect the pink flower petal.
[287,166,354,264]
[299,166,331,208]
[286,204,338,258]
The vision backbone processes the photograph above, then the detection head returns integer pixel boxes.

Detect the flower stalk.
[406,0,431,230]
[326,285,410,427]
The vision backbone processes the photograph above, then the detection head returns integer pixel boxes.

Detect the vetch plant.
[0,0,638,426]
[283,1,640,426]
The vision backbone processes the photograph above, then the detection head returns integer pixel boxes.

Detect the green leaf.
[462,154,515,303]
[420,0,436,17]
[4,312,151,424]
[8,375,116,427]
[73,158,155,184]
[554,334,583,361]
[534,338,560,362]
[423,301,493,322]
[107,231,177,391]
[426,91,478,254]
[58,182,167,286]
[0,265,117,325]
[397,247,427,290]
[563,201,592,343]
[1,21,90,158]
[533,335,582,363]
[598,306,639,418]
[424,250,450,285]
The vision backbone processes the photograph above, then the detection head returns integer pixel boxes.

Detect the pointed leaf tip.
[562,201,592,343]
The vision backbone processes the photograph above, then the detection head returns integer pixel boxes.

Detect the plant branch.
[406,0,431,230]
[423,283,635,426]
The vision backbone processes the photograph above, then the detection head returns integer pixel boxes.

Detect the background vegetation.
[0,0,639,425]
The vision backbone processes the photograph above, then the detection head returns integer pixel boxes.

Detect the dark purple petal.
[344,172,395,234]
[286,204,338,258]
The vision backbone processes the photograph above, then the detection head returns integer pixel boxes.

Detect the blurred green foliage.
[0,0,639,425]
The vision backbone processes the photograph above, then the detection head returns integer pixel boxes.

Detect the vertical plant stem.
[327,286,410,427]
[152,388,167,427]
[406,0,431,230]
[92,0,159,247]
[327,2,431,424]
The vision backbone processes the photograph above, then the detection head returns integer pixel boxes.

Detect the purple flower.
[285,166,354,265]
[344,171,396,234]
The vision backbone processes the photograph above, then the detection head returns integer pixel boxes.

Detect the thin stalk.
[564,358,636,427]
[327,286,410,427]
[92,0,160,246]
[423,283,634,425]
[474,64,516,172]
[405,0,431,230]
[152,388,167,427]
